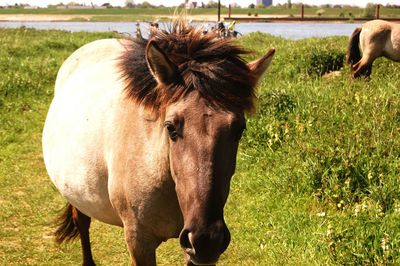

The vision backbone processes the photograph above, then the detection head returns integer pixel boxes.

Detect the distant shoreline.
[0,14,286,22]
[225,16,400,23]
[0,14,91,21]
[0,14,399,23]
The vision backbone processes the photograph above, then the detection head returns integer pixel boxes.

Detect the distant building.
[24,6,39,9]
[185,0,198,8]
[56,4,107,9]
[256,0,272,7]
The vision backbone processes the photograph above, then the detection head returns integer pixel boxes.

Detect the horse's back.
[43,38,131,226]
[55,39,130,92]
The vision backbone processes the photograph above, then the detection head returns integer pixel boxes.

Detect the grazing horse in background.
[347,19,400,78]
[42,19,275,266]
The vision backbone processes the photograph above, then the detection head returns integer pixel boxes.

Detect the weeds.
[240,32,400,264]
[306,48,345,76]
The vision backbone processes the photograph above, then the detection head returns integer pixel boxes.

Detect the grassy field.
[0,27,399,265]
[0,6,399,21]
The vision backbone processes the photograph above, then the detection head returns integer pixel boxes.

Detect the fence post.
[218,0,221,22]
[376,4,380,19]
[228,4,231,18]
[301,4,304,19]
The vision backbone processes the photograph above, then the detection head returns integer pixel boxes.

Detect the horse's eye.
[164,122,178,140]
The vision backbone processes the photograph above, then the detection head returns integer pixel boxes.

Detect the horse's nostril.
[179,229,192,249]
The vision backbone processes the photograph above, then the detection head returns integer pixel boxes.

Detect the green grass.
[1,27,400,265]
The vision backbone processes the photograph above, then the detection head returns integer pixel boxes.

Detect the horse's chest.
[108,162,183,238]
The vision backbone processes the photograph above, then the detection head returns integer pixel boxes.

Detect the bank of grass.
[0,6,399,21]
[1,28,399,265]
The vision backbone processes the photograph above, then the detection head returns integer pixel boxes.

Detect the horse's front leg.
[353,61,373,79]
[123,223,161,266]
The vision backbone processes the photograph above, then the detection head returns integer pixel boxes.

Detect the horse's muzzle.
[179,220,231,265]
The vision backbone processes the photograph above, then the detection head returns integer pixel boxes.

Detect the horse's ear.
[146,40,178,85]
[247,48,275,83]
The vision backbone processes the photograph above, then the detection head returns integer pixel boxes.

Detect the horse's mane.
[119,19,257,113]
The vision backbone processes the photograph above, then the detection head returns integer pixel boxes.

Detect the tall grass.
[237,32,400,265]
[0,28,399,265]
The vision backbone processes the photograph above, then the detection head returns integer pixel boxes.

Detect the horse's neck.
[106,100,171,182]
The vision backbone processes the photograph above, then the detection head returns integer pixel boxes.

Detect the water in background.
[0,21,361,40]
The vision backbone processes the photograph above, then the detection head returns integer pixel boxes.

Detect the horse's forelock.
[119,19,257,114]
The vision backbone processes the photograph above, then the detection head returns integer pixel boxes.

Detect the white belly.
[43,39,128,226]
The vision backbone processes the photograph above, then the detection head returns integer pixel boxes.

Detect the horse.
[347,19,400,78]
[42,19,275,266]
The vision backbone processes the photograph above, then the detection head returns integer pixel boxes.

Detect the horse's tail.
[54,203,79,244]
[346,27,362,65]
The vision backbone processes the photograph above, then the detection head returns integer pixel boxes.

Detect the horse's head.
[143,28,274,265]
